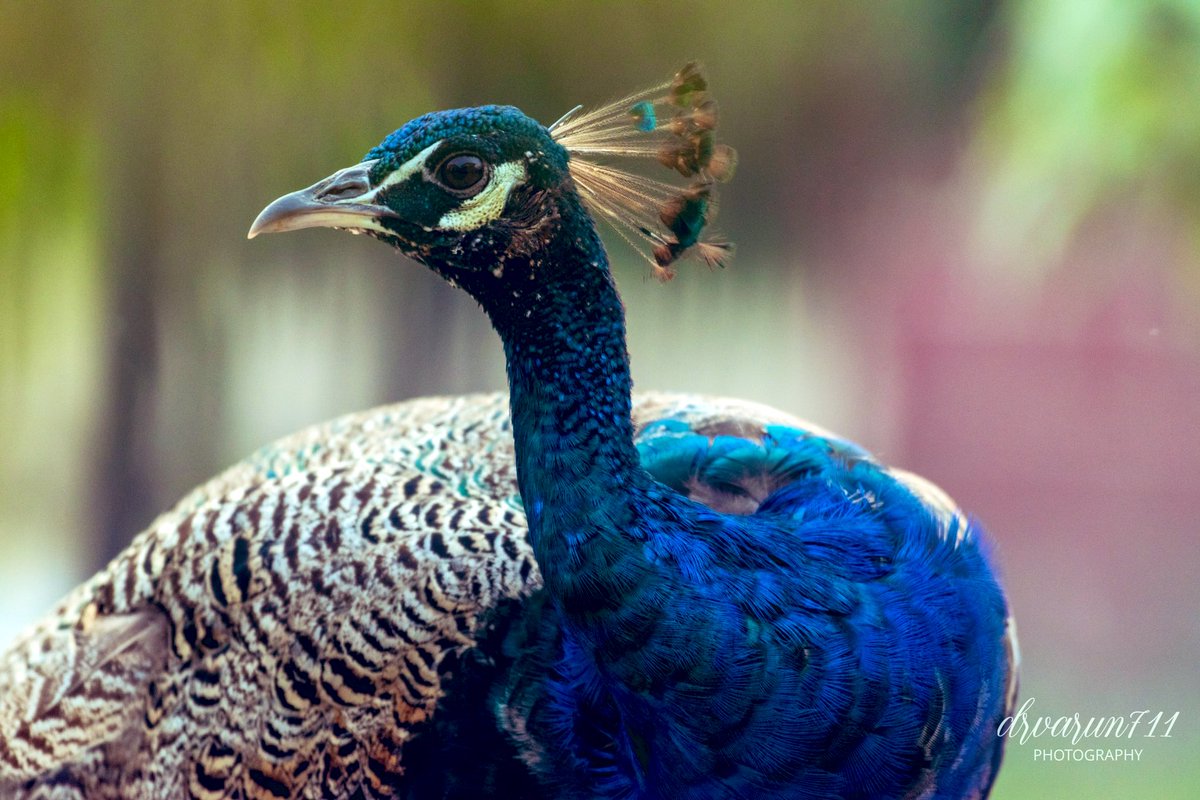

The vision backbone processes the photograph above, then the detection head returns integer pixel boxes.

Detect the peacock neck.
[474,196,652,609]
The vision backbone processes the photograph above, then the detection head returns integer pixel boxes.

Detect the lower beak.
[248,159,396,239]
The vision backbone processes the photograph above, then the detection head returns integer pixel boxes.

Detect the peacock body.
[0,66,1016,799]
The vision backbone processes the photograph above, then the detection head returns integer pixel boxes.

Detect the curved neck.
[464,195,649,608]
[503,262,643,527]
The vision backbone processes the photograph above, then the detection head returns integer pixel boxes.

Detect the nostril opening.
[317,181,368,201]
[315,171,372,202]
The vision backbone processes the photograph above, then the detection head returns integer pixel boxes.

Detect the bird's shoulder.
[634,392,1003,652]
[584,395,1014,799]
[633,391,968,544]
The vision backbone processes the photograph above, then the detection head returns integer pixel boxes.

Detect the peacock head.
[249,63,736,286]
[250,105,572,284]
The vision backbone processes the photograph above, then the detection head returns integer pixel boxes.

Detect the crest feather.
[550,63,736,280]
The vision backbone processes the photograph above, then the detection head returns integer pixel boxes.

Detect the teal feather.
[629,101,656,132]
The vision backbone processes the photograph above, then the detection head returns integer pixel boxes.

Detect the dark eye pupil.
[439,155,485,191]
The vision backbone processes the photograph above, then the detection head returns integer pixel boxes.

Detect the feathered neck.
[458,191,651,611]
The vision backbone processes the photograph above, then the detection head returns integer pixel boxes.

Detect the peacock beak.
[248,159,397,239]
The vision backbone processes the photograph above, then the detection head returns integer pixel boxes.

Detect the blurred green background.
[2,1,1198,796]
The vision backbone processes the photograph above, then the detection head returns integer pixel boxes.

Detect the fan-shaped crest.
[550,63,737,280]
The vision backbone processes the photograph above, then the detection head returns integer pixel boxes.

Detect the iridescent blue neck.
[473,196,651,609]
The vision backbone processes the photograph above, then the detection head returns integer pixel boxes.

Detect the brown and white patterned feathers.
[0,392,955,799]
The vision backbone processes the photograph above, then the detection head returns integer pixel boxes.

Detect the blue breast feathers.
[500,401,1014,799]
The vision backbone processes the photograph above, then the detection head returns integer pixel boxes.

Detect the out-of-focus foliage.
[0,33,104,612]
[974,0,1200,287]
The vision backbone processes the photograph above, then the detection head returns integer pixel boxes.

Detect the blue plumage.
[630,101,657,132]
[249,64,1016,799]
[501,319,1010,799]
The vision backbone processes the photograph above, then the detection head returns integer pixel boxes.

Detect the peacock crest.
[550,63,737,280]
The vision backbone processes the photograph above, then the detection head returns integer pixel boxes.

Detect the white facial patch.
[360,140,445,202]
[437,161,528,231]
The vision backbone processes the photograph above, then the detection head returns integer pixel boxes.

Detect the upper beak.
[248,159,396,239]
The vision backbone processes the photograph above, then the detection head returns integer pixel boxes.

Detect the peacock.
[0,65,1016,799]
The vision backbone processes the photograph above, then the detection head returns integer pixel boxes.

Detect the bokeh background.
[2,1,1198,796]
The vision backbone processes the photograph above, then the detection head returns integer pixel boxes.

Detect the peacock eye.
[435,154,488,194]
